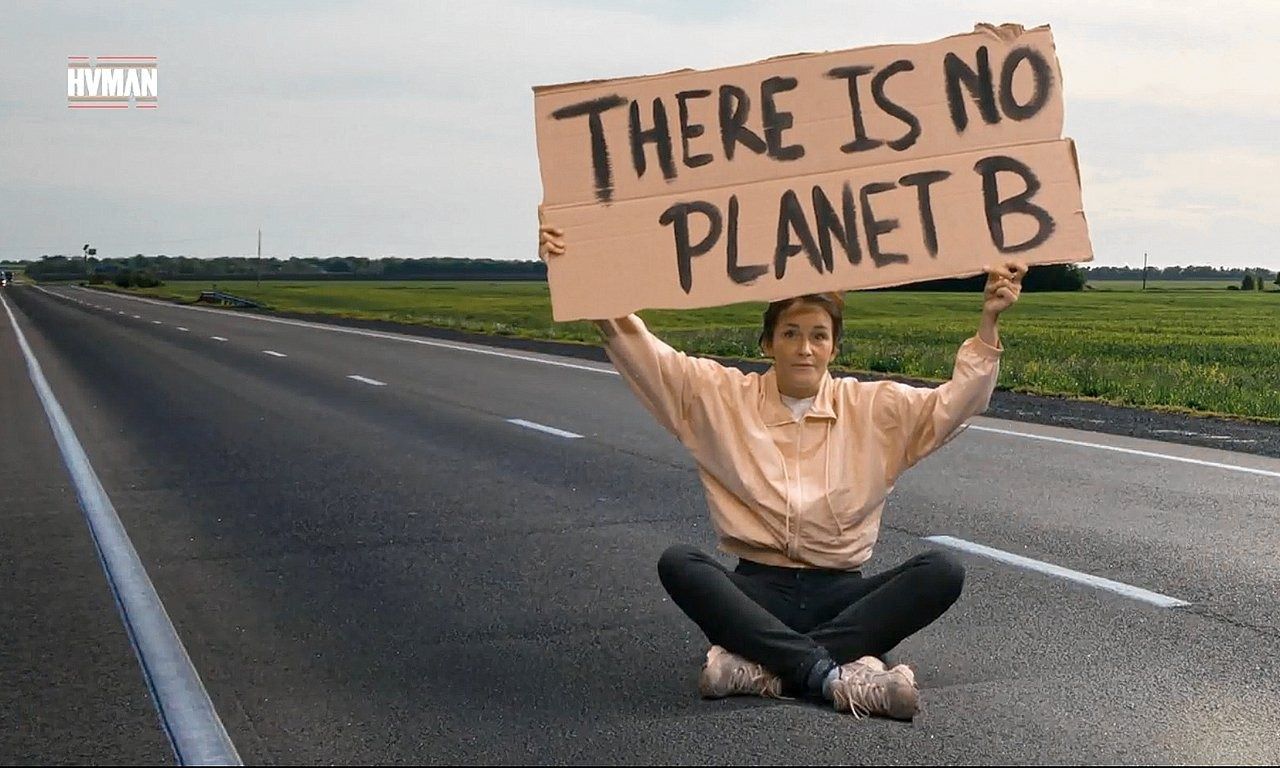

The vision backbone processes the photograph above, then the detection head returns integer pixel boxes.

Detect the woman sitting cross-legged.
[539,217,1025,720]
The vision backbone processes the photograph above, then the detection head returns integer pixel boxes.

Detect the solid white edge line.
[262,350,287,358]
[966,424,1280,479]
[506,418,583,439]
[1,292,242,765]
[924,535,1189,608]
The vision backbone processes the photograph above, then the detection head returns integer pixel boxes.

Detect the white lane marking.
[47,287,1280,478]
[211,336,228,342]
[152,320,162,325]
[506,418,583,439]
[132,314,141,319]
[925,535,1190,609]
[965,425,1280,480]
[0,292,243,765]
[262,350,287,358]
[348,375,386,386]
[177,327,189,332]
[54,285,616,375]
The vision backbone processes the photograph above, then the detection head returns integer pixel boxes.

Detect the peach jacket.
[599,315,1001,570]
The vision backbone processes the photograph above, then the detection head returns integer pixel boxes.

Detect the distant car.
[0,270,11,286]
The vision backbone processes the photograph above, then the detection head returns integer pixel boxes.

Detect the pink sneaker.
[889,662,917,689]
[698,645,784,699]
[830,656,919,720]
[845,656,919,688]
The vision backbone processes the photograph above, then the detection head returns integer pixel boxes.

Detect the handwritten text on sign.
[534,24,1091,321]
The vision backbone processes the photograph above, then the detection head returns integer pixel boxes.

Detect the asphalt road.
[3,283,1278,765]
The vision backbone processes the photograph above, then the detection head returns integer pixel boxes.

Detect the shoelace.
[835,673,892,718]
[728,663,773,695]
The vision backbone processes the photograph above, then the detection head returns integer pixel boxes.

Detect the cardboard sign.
[534,23,1092,321]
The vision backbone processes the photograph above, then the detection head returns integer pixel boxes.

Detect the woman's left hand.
[982,260,1028,316]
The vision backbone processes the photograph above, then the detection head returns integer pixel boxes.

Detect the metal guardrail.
[197,290,263,309]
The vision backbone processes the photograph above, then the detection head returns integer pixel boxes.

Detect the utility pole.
[256,228,261,287]
[1142,252,1147,291]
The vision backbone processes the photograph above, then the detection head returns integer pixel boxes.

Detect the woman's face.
[762,302,835,398]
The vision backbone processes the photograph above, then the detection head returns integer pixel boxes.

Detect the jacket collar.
[760,367,838,426]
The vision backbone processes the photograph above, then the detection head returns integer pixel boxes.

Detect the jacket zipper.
[789,418,803,560]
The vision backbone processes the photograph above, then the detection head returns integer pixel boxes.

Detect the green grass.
[93,279,1280,422]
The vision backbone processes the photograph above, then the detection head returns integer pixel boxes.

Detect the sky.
[1,0,1277,269]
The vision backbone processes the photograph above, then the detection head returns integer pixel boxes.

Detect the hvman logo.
[67,56,157,109]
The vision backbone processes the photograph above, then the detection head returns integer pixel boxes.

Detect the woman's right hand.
[538,205,565,263]
[539,205,617,329]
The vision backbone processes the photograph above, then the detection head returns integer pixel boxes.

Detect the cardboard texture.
[534,23,1092,321]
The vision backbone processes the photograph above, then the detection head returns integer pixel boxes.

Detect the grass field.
[93,279,1280,422]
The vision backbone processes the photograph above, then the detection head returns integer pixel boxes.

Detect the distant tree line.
[22,254,1091,291]
[875,264,1086,292]
[1083,265,1277,280]
[1237,271,1276,291]
[28,254,1275,292]
[22,254,550,282]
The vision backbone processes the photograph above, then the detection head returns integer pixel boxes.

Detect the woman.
[540,218,1025,720]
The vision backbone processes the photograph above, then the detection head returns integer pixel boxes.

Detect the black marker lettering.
[628,97,676,180]
[552,94,629,203]
[718,85,767,160]
[659,201,723,293]
[774,189,823,278]
[944,47,999,133]
[859,181,907,267]
[827,65,882,154]
[897,170,950,257]
[811,183,860,269]
[974,155,1055,252]
[999,46,1054,121]
[676,89,713,169]
[726,195,768,284]
[761,76,805,161]
[871,59,921,151]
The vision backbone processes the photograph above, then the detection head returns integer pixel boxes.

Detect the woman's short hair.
[758,292,845,349]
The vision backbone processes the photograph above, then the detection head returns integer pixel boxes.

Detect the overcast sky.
[2,0,1276,268]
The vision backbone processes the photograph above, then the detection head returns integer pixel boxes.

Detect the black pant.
[657,544,965,697]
